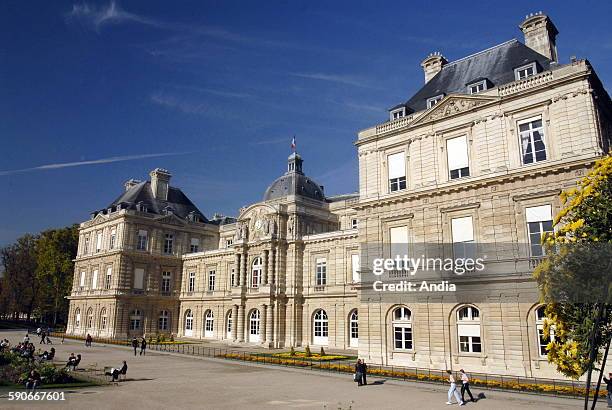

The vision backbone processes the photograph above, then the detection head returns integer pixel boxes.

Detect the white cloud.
[66,1,163,31]
[288,72,378,89]
[0,152,192,176]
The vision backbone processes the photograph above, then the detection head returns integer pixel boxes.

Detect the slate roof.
[398,39,553,113]
[263,153,326,202]
[106,181,209,222]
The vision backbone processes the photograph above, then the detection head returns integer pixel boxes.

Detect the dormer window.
[136,202,148,213]
[426,94,444,109]
[390,107,406,121]
[467,80,487,94]
[514,62,537,80]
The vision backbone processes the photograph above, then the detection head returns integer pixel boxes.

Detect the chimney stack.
[124,179,141,192]
[150,168,171,201]
[420,52,447,83]
[519,12,558,62]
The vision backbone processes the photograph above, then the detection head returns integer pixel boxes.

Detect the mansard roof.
[107,181,208,222]
[400,39,553,113]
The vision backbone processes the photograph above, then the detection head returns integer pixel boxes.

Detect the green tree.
[534,154,612,409]
[0,234,39,320]
[35,225,79,326]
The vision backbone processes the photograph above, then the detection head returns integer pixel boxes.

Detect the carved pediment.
[86,213,108,227]
[237,203,278,240]
[411,94,499,126]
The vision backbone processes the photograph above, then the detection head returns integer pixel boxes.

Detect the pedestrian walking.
[40,331,46,344]
[362,360,368,385]
[131,337,138,356]
[354,359,364,386]
[85,333,92,347]
[36,327,41,337]
[459,369,476,402]
[140,337,147,356]
[446,370,465,406]
[603,372,612,408]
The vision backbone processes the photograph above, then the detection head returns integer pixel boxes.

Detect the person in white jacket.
[446,370,465,406]
[460,369,476,402]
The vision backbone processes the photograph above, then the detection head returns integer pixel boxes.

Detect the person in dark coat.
[131,337,138,356]
[354,359,364,386]
[361,360,368,385]
[140,338,147,356]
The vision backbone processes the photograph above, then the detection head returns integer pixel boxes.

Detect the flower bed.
[271,352,350,361]
[215,352,605,398]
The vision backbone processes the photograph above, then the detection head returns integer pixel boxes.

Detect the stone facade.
[67,14,611,378]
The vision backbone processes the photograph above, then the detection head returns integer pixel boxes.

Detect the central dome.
[263,153,325,202]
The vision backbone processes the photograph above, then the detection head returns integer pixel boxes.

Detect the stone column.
[231,304,239,341]
[242,253,248,287]
[265,303,273,345]
[237,305,245,342]
[234,254,240,287]
[260,304,267,345]
[268,249,274,285]
[262,250,268,285]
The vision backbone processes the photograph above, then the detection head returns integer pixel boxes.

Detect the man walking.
[131,337,138,356]
[603,372,612,408]
[361,360,368,385]
[39,330,46,344]
[460,369,476,402]
[446,370,465,406]
[140,337,147,356]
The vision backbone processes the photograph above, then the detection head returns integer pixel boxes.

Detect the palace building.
[67,13,611,378]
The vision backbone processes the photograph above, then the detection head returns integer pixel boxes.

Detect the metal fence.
[47,331,602,399]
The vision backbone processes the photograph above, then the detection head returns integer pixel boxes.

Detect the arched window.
[252,257,262,288]
[86,308,94,329]
[349,310,358,348]
[204,310,214,338]
[75,308,81,329]
[536,306,554,357]
[184,310,194,337]
[100,308,108,330]
[130,309,142,330]
[313,309,329,345]
[249,309,260,342]
[392,306,412,350]
[457,306,481,353]
[226,310,233,339]
[158,310,169,331]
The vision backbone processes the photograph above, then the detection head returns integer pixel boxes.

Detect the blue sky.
[1,0,611,246]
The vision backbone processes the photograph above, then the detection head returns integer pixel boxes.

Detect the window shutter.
[451,216,474,242]
[526,205,552,223]
[446,136,469,170]
[134,268,144,289]
[458,323,481,337]
[388,153,406,179]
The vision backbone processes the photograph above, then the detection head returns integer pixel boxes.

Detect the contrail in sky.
[0,152,193,176]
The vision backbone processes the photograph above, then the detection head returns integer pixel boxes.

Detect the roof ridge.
[444,39,518,68]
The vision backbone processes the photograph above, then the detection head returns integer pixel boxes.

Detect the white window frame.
[392,307,413,351]
[75,309,81,328]
[315,258,327,286]
[91,269,98,290]
[105,267,112,290]
[467,80,487,94]
[95,232,103,253]
[526,205,553,257]
[208,270,216,291]
[387,152,407,193]
[351,254,361,283]
[79,271,86,288]
[390,107,406,121]
[161,271,171,293]
[518,116,547,165]
[100,309,107,330]
[136,230,148,251]
[163,233,174,255]
[129,309,142,330]
[535,306,555,357]
[313,309,329,345]
[84,235,90,254]
[457,306,481,353]
[451,216,475,261]
[514,62,537,80]
[350,218,358,229]
[190,238,200,253]
[158,310,169,331]
[204,310,214,338]
[249,310,261,342]
[109,228,116,249]
[184,310,193,337]
[188,272,196,292]
[226,311,232,339]
[86,308,93,328]
[251,257,262,288]
[426,94,444,109]
[446,135,470,180]
[349,310,358,348]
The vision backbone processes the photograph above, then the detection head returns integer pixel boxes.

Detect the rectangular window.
[451,216,475,260]
[315,258,327,286]
[79,271,86,288]
[427,94,443,108]
[537,326,555,356]
[134,268,144,290]
[96,232,103,252]
[109,228,116,249]
[458,323,481,353]
[394,326,413,350]
[390,226,409,269]
[351,218,358,229]
[226,239,233,247]
[190,238,200,253]
[137,230,148,251]
[208,270,216,291]
[84,236,90,254]
[446,136,470,179]
[526,205,553,257]
[230,268,236,287]
[105,267,112,290]
[188,272,196,292]
[351,254,360,282]
[390,108,405,121]
[519,117,547,165]
[388,152,407,192]
[92,270,98,289]
[163,233,174,254]
[161,271,171,293]
[468,80,487,94]
[515,62,536,80]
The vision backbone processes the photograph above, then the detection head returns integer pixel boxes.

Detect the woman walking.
[446,370,465,406]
